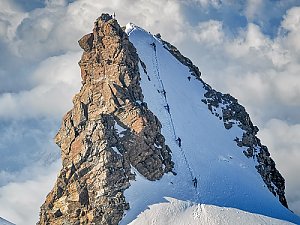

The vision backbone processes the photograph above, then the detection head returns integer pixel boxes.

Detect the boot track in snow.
[150,37,201,201]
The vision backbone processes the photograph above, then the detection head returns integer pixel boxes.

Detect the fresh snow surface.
[120,23,300,225]
[115,122,126,137]
[129,197,295,225]
[125,23,136,36]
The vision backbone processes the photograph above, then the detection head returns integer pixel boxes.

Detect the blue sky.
[0,0,300,224]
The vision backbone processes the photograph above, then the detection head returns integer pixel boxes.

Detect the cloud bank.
[0,0,300,223]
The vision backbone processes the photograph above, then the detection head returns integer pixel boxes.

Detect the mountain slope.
[38,14,300,225]
[123,23,300,224]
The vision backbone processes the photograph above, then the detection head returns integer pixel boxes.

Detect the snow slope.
[130,197,295,225]
[121,23,300,224]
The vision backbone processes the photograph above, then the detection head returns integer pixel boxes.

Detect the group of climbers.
[150,41,198,190]
[150,41,194,82]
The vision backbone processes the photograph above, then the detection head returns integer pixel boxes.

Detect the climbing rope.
[150,39,198,193]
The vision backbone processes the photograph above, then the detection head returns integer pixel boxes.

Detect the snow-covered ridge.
[121,24,300,224]
[129,198,296,225]
[125,23,149,37]
[125,23,136,35]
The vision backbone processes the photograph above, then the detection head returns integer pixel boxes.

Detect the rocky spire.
[38,13,174,225]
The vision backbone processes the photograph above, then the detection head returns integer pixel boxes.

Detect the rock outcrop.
[202,87,288,208]
[38,14,174,225]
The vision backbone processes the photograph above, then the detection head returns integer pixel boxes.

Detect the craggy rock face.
[38,14,174,225]
[202,88,288,208]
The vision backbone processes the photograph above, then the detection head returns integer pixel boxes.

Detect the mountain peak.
[38,14,300,225]
[97,13,113,23]
[38,13,173,225]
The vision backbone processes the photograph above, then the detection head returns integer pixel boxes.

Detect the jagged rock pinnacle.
[38,13,174,225]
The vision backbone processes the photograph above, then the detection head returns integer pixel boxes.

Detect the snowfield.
[129,197,295,225]
[121,23,300,225]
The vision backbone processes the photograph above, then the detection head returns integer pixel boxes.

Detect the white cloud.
[281,7,300,32]
[193,13,300,123]
[0,0,26,41]
[0,117,60,187]
[0,51,81,120]
[245,0,263,21]
[280,7,300,53]
[0,160,61,225]
[258,119,300,216]
[193,20,224,45]
[45,0,68,8]
[7,0,187,60]
[183,0,222,8]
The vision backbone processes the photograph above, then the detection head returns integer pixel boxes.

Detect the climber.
[162,89,166,98]
[113,12,116,19]
[187,76,191,81]
[164,104,170,113]
[150,42,156,51]
[176,137,181,147]
[192,177,198,188]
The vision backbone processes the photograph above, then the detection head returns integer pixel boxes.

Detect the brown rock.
[38,13,174,225]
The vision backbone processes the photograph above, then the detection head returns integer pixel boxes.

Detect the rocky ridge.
[38,14,174,225]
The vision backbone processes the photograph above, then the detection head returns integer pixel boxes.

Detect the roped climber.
[164,104,170,113]
[176,137,181,147]
[150,42,156,51]
[192,177,198,188]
